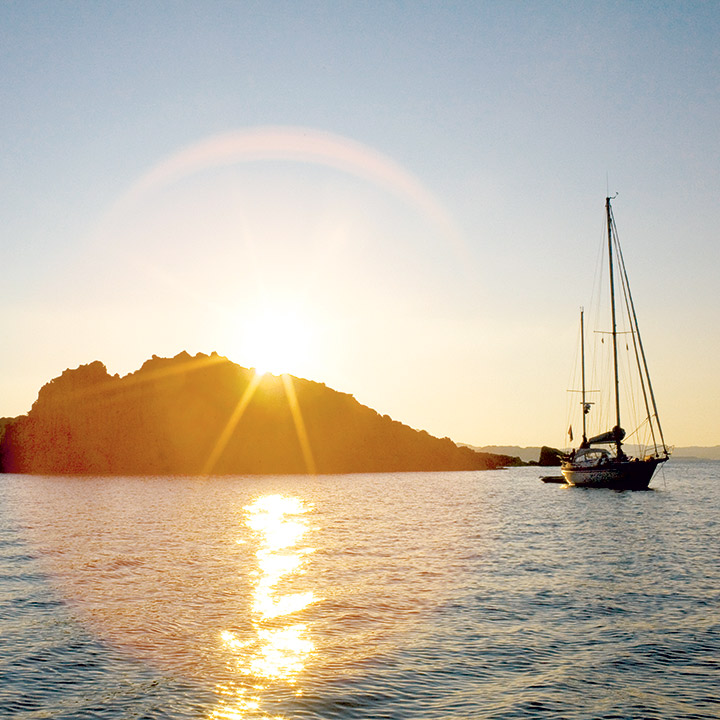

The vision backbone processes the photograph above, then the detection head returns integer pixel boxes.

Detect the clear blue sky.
[2,1,718,447]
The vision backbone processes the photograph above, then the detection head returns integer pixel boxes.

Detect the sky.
[2,1,719,449]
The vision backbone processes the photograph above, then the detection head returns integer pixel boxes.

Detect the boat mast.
[606,196,623,458]
[580,308,588,448]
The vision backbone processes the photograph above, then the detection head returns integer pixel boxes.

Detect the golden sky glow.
[238,301,316,378]
[3,4,720,447]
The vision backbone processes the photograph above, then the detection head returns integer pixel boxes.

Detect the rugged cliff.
[0,352,520,475]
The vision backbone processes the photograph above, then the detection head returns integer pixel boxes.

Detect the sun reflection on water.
[210,494,316,718]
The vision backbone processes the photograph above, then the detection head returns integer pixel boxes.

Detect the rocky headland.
[0,352,522,475]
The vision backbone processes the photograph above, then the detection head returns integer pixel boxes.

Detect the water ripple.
[0,466,718,718]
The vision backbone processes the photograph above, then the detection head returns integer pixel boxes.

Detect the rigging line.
[623,419,649,450]
[589,217,606,339]
[612,212,668,454]
[564,310,589,449]
[580,308,588,445]
[588,210,610,427]
[565,315,583,446]
[625,416,659,454]
[614,239,654,440]
[612,215,658,451]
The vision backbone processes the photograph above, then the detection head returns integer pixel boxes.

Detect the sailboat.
[560,197,670,490]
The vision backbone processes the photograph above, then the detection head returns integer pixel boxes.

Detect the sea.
[1,462,718,720]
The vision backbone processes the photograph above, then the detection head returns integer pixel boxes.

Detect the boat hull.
[561,457,666,491]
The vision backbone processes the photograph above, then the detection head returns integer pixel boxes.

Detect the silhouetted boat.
[560,197,670,490]
[540,475,566,484]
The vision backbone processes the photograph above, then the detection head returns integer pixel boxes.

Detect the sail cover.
[588,426,625,446]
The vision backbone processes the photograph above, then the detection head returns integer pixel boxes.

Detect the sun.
[240,303,315,377]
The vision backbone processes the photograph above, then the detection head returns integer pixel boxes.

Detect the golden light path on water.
[211,495,316,719]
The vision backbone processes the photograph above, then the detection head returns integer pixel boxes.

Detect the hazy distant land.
[472,444,720,463]
[0,352,522,475]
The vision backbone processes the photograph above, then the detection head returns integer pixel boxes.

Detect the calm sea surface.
[1,463,718,719]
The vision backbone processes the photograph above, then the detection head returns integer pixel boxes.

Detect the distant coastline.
[468,444,720,463]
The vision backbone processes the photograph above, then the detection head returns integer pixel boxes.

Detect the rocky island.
[0,352,521,475]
